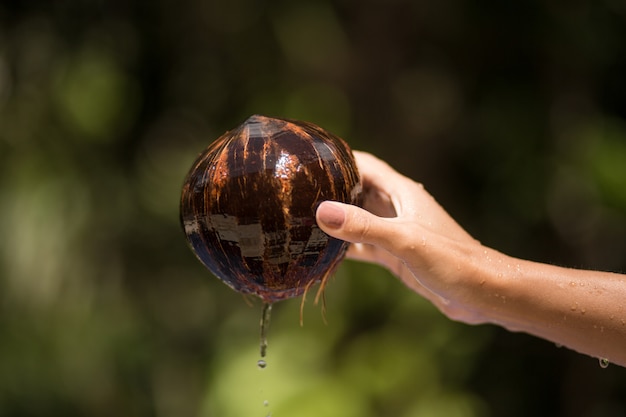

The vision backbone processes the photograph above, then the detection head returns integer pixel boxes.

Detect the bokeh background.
[1,0,626,416]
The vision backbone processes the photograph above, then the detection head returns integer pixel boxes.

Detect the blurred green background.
[1,0,626,416]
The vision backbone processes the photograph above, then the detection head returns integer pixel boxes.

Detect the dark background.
[1,1,626,416]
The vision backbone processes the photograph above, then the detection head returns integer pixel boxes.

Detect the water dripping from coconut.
[258,302,272,369]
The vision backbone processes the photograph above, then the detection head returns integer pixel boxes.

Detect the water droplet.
[599,358,610,368]
[264,400,269,407]
[581,308,586,315]
[259,302,272,358]
[257,303,273,369]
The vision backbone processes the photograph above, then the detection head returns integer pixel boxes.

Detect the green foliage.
[580,118,626,209]
[1,1,625,416]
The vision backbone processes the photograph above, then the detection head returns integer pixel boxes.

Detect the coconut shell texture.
[180,115,362,303]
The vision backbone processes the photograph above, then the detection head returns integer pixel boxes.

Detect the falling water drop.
[599,358,610,369]
[258,303,272,368]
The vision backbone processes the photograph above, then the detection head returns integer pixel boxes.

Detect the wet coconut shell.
[180,115,362,303]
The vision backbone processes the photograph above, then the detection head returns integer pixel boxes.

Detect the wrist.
[454,245,525,328]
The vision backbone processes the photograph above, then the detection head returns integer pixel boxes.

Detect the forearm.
[476,248,626,367]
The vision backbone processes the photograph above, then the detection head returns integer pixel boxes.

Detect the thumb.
[316,201,397,248]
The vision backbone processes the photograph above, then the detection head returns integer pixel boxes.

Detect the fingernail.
[317,201,345,229]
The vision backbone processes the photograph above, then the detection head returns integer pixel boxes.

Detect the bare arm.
[316,151,626,367]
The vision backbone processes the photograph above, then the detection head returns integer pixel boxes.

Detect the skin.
[316,151,626,367]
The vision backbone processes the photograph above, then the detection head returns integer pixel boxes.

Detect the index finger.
[352,151,423,216]
[353,151,405,189]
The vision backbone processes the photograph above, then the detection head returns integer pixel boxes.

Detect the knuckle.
[354,211,372,244]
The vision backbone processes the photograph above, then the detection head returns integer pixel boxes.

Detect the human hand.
[316,151,494,325]
[317,151,626,366]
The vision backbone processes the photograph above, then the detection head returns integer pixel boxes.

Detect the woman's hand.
[316,151,626,366]
[316,151,490,324]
